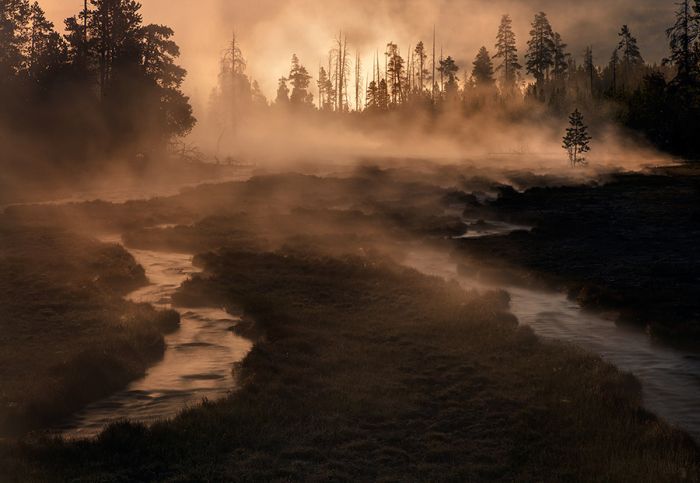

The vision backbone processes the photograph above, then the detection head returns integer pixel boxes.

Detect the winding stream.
[54,237,252,439]
[52,228,700,444]
[403,246,700,443]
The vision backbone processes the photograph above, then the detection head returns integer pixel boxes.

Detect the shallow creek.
[403,246,700,443]
[53,226,700,443]
[54,237,252,439]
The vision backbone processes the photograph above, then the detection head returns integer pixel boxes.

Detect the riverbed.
[403,246,700,443]
[53,238,252,439]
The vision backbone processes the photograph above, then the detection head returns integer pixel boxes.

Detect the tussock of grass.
[4,248,697,481]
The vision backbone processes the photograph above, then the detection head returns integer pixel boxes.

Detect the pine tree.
[317,66,332,110]
[494,14,521,91]
[618,25,644,66]
[584,46,596,96]
[562,108,592,166]
[212,32,253,128]
[63,4,92,69]
[617,24,644,91]
[377,78,389,110]
[288,54,313,105]
[25,2,65,81]
[608,49,620,95]
[88,0,144,98]
[471,47,494,88]
[251,80,267,107]
[0,0,31,79]
[275,76,290,104]
[413,41,429,93]
[526,11,555,95]
[385,42,404,104]
[365,79,378,110]
[666,0,700,83]
[438,55,460,96]
[552,32,569,81]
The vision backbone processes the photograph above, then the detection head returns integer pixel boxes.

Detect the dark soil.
[457,169,700,342]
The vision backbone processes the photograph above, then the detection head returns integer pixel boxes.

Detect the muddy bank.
[457,169,700,342]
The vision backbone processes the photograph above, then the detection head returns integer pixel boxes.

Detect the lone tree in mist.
[494,14,521,92]
[562,109,592,167]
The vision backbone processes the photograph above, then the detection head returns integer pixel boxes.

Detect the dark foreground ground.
[3,246,698,481]
[1,164,700,481]
[458,166,700,341]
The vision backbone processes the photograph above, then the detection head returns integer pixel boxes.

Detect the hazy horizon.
[40,0,676,110]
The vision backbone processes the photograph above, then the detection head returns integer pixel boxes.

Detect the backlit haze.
[41,0,676,109]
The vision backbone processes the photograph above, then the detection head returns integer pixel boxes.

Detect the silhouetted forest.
[210,6,700,159]
[0,0,195,178]
[2,0,700,182]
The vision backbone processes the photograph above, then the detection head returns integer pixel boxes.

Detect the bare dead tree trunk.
[328,53,335,111]
[341,35,348,111]
[431,26,436,103]
[355,51,360,111]
[439,45,443,97]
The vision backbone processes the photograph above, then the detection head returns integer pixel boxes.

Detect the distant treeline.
[213,6,700,159]
[0,0,194,171]
[3,2,700,169]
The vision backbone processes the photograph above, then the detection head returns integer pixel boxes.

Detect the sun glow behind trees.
[3,0,700,173]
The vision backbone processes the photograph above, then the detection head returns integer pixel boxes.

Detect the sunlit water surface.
[403,247,700,442]
[54,237,252,439]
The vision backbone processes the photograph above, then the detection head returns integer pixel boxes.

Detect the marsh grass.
[3,247,697,481]
[0,224,179,436]
[460,172,700,341]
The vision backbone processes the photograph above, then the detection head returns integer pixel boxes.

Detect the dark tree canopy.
[0,0,195,171]
[525,12,555,84]
[494,14,521,90]
[617,25,644,66]
[288,54,313,106]
[665,0,700,83]
[472,47,495,87]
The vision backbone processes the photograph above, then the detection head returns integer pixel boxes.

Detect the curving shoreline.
[52,237,253,439]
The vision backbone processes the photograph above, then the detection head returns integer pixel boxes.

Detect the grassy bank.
[2,247,698,481]
[457,169,700,341]
[0,223,179,436]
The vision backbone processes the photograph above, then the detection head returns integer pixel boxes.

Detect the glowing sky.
[39,1,676,107]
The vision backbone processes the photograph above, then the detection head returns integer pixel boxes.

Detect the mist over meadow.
[2,1,700,481]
